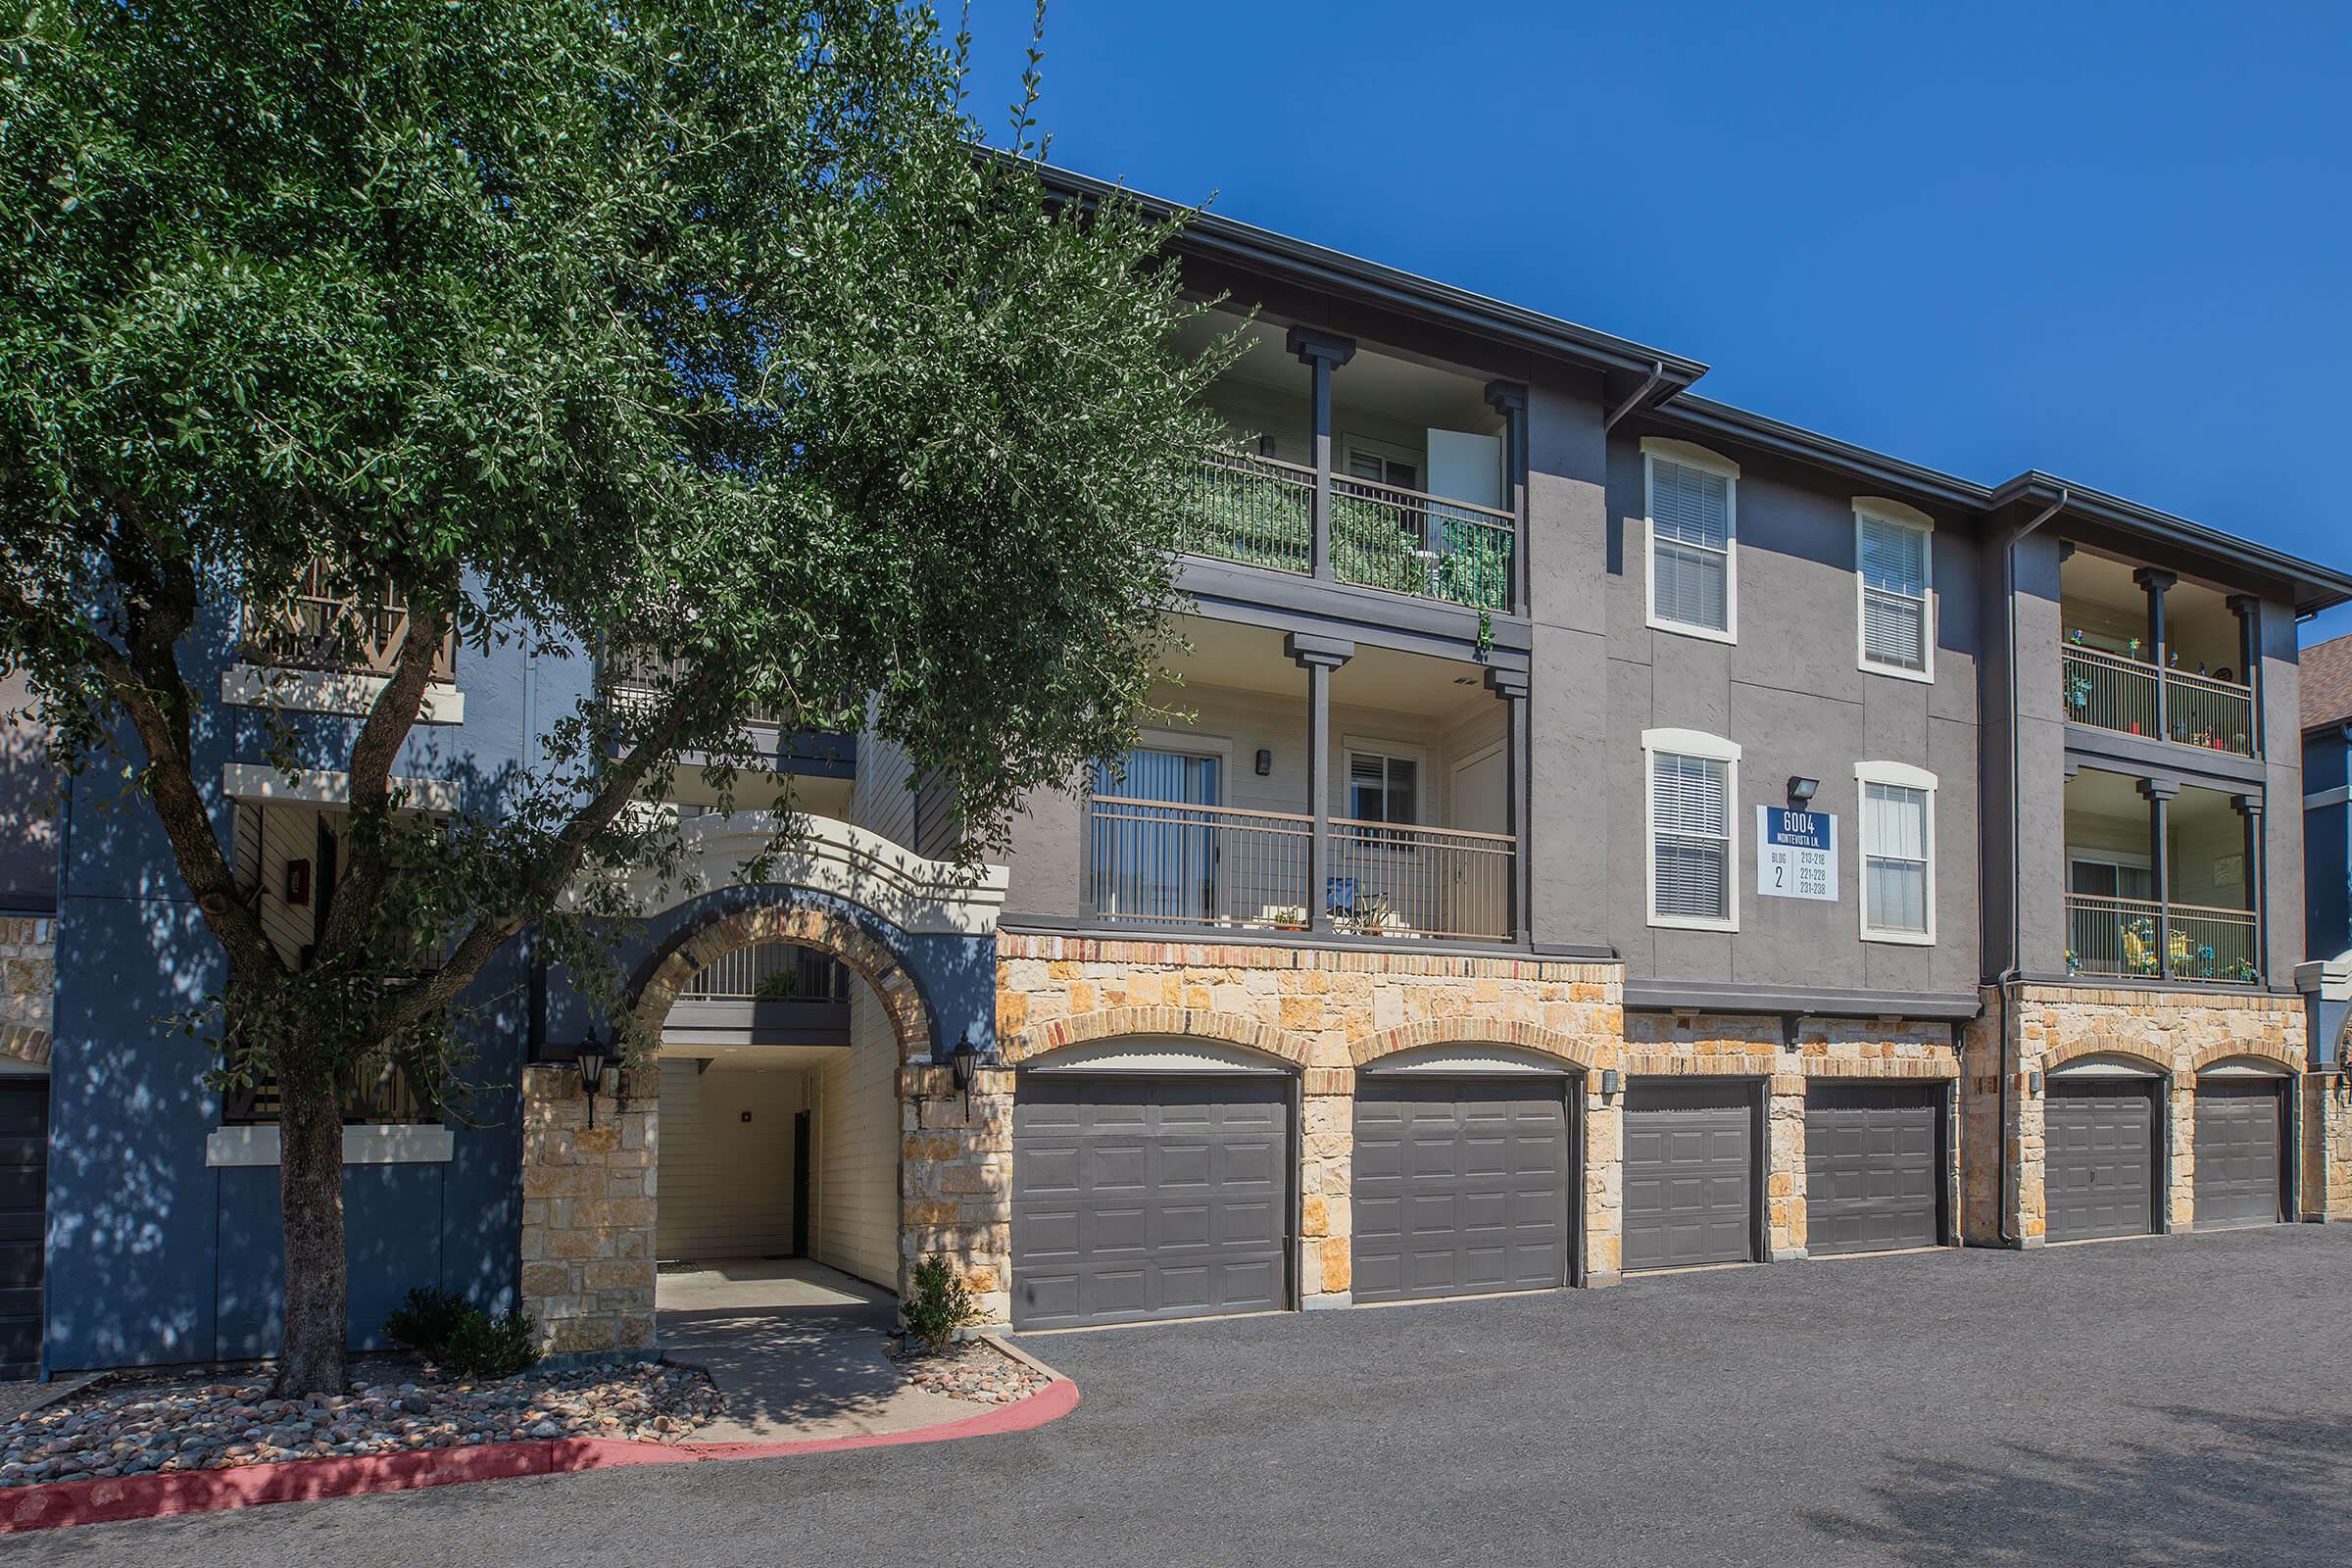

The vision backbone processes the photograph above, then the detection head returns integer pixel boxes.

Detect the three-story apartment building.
[16,169,2352,1372]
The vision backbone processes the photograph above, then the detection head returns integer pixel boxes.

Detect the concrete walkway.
[654,1258,969,1443]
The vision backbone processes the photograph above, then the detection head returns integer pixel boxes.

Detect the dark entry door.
[2193,1080,2284,1229]
[0,1079,46,1380]
[1624,1080,1754,1271]
[2044,1080,2158,1242]
[1804,1083,1942,1254]
[1010,1075,1289,1330]
[1352,1078,1570,1303]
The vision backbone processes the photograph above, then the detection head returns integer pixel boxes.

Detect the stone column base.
[518,1064,658,1359]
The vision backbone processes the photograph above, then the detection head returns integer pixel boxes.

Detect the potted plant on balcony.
[1268,906,1307,932]
[1354,893,1395,937]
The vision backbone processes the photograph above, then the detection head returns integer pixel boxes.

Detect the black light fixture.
[949,1028,987,1116]
[1787,775,1820,806]
[575,1030,613,1128]
[1599,1068,1621,1099]
[1254,748,1273,777]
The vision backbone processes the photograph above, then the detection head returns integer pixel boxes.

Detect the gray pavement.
[655,1257,968,1441]
[24,1225,2352,1566]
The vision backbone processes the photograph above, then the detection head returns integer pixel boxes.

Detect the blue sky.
[960,2,2352,644]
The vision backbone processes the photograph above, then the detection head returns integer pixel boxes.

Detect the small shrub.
[902,1251,983,1355]
[437,1309,540,1380]
[384,1287,472,1355]
[383,1287,540,1380]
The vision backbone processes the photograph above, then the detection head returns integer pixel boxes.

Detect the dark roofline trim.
[1024,159,2352,614]
[1990,472,2352,615]
[1031,165,1709,385]
[1642,393,1991,514]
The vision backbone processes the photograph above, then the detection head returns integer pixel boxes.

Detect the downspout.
[1996,489,2067,1246]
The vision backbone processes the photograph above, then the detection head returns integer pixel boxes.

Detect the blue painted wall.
[42,599,970,1371]
[43,602,588,1371]
[2306,725,2350,963]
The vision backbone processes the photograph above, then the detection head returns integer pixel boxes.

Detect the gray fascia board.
[1030,165,1706,384]
[1644,395,1992,515]
[1993,471,2352,614]
[1621,978,1984,1022]
[1177,558,1534,663]
[2062,726,2270,792]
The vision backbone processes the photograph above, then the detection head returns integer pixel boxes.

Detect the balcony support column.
[1287,632,1354,935]
[2235,793,2267,987]
[1287,327,1357,583]
[2134,567,2178,741]
[2140,776,2179,982]
[1487,667,1532,943]
[2227,593,2263,755]
[1485,380,1530,616]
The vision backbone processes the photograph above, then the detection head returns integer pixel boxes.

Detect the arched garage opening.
[1010,1036,1297,1331]
[2192,1055,2295,1230]
[1352,1044,1582,1303]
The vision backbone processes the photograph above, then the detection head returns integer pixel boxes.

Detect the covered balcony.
[237,560,458,680]
[2058,548,2259,758]
[2063,766,2264,986]
[1171,313,1524,615]
[1080,620,1526,945]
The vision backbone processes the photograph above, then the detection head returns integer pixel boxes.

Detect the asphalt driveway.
[26,1225,2352,1566]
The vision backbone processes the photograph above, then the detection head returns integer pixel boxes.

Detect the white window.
[1856,761,1937,944]
[1644,728,1740,929]
[1642,439,1738,643]
[1855,499,1935,679]
[1346,749,1419,824]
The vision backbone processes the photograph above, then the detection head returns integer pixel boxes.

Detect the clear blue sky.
[960,2,2352,645]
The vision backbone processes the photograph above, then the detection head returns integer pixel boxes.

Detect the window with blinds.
[1858,511,1932,673]
[1347,751,1418,824]
[1648,457,1734,635]
[1862,781,1932,937]
[1650,751,1733,923]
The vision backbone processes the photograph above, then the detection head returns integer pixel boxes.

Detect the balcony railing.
[239,561,456,680]
[1083,795,1516,943]
[681,940,849,1001]
[2065,893,2260,985]
[1176,448,1517,613]
[2061,645,2255,758]
[605,650,789,728]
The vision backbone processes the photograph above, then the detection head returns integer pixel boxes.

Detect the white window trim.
[1856,760,1937,946]
[222,664,466,724]
[206,1123,454,1167]
[1642,437,1740,646]
[1643,727,1741,931]
[1853,498,1936,683]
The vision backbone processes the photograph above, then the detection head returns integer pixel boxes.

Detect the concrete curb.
[0,1375,1079,1534]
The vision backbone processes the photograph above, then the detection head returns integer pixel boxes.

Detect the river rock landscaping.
[889,1340,1053,1406]
[0,1360,722,1487]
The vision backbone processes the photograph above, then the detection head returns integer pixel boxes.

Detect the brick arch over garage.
[1348,1017,1598,1072]
[2041,1031,2176,1077]
[0,1024,48,1068]
[2189,1037,2305,1075]
[1001,1006,1300,1069]
[627,898,933,1065]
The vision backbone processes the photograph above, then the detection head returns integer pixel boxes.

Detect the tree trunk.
[274,1070,349,1396]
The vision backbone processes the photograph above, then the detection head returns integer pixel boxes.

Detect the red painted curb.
[0,1377,1078,1534]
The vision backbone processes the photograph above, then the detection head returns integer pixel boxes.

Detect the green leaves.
[0,0,1223,1072]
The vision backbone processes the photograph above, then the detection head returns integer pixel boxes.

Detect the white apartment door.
[1449,745,1509,939]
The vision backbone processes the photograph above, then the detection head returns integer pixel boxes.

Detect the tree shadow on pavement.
[1801,1405,2352,1568]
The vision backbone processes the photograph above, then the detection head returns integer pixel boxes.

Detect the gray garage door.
[1010,1076,1289,1330]
[1625,1081,1754,1272]
[1352,1079,1570,1304]
[1804,1083,1942,1255]
[0,1080,44,1380]
[2193,1080,2284,1230]
[2045,1080,2157,1243]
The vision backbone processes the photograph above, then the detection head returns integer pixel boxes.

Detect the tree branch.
[315,594,450,958]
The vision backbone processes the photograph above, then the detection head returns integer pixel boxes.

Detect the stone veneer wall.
[1958,983,2308,1243]
[0,914,53,1067]
[2304,1071,2352,1222]
[990,935,1961,1297]
[519,1064,658,1358]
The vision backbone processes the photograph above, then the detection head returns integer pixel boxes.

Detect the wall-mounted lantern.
[575,1030,614,1128]
[948,1029,990,1117]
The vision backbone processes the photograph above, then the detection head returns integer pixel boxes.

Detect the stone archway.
[522,894,953,1359]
